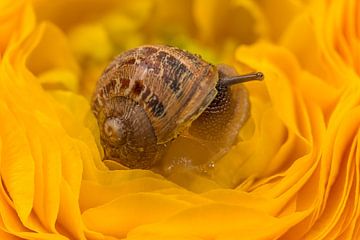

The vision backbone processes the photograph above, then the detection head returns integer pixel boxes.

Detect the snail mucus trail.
[91,45,263,170]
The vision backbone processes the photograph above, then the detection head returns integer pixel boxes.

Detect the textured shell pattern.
[92,45,219,144]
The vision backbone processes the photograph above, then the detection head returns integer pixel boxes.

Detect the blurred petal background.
[0,0,359,239]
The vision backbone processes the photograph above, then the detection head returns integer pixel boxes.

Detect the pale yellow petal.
[128,203,308,239]
[82,193,191,238]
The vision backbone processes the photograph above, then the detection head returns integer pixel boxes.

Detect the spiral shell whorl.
[91,45,220,169]
[92,45,218,142]
[96,96,162,168]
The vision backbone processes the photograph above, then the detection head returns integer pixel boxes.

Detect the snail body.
[92,45,263,169]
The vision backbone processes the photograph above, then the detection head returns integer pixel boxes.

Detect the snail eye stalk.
[220,72,264,86]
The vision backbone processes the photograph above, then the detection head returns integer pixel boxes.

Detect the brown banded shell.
[92,45,219,168]
[92,45,263,170]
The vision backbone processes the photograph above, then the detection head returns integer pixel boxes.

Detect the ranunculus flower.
[0,0,359,239]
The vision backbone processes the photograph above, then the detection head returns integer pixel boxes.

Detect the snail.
[91,45,263,170]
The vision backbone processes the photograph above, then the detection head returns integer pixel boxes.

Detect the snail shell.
[92,45,219,169]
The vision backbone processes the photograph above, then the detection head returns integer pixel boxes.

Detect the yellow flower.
[0,0,359,239]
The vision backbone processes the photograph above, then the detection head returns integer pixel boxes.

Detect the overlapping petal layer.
[0,0,359,239]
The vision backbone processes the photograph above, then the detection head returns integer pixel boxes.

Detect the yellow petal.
[32,0,119,31]
[68,23,113,63]
[82,193,191,238]
[193,0,267,46]
[79,177,177,211]
[0,0,35,54]
[128,203,308,239]
[25,23,80,90]
[0,101,35,224]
